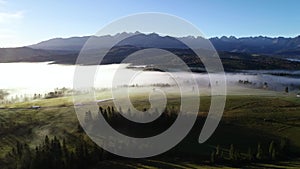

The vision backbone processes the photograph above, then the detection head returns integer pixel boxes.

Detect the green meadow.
[0,89,300,168]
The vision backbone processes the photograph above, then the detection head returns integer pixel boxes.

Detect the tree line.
[210,138,291,166]
[5,136,104,169]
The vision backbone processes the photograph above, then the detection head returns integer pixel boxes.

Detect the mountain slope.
[0,47,77,64]
[1,33,300,71]
[1,46,300,71]
[210,36,300,56]
[29,33,300,57]
[29,32,189,51]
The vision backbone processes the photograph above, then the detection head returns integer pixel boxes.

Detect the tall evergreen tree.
[256,143,263,160]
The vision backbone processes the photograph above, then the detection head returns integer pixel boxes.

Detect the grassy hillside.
[0,92,300,168]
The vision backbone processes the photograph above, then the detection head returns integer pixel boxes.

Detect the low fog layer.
[0,62,299,100]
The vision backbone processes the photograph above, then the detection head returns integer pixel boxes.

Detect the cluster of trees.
[210,138,290,166]
[0,89,9,100]
[236,80,295,94]
[0,87,71,105]
[6,136,104,169]
[83,105,180,138]
[26,88,71,100]
[118,83,173,88]
[44,88,70,99]
[84,105,179,127]
[238,80,253,85]
[237,80,270,89]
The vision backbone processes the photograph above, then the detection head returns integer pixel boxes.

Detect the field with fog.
[1,87,300,168]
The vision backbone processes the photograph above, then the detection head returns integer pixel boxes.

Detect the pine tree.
[247,147,254,161]
[279,138,289,158]
[271,148,276,160]
[229,144,235,160]
[256,143,263,160]
[210,151,215,164]
[269,141,275,157]
[234,149,241,162]
[285,86,289,93]
[62,138,68,156]
[99,106,103,114]
[103,109,108,119]
[215,145,221,161]
[127,107,131,116]
[111,106,115,114]
[107,106,111,115]
[30,147,40,169]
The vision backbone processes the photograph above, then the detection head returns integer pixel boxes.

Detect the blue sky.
[0,0,299,47]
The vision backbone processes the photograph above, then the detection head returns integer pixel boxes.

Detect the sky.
[0,0,300,47]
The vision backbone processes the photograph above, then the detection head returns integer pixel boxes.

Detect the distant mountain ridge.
[0,47,77,64]
[210,35,300,56]
[29,32,190,51]
[1,32,300,71]
[29,32,300,56]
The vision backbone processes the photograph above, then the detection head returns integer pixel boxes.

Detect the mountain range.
[28,32,300,56]
[0,32,300,71]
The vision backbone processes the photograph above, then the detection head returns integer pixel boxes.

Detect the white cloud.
[0,11,23,23]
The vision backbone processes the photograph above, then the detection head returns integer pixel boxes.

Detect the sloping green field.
[0,91,300,168]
